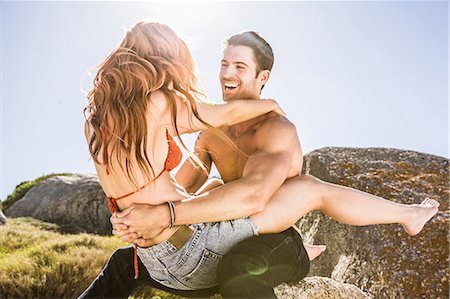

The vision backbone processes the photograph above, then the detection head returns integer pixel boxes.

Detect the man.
[81,31,320,299]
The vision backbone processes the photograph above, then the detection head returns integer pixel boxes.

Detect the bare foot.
[402,198,439,236]
[304,244,327,261]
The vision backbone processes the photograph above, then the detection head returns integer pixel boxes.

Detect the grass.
[0,217,189,299]
[0,172,198,298]
[1,173,73,211]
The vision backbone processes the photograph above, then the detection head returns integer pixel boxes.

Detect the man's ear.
[258,70,270,86]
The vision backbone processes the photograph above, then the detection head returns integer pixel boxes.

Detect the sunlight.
[141,2,223,35]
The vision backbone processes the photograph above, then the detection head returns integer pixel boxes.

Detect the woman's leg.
[250,174,439,235]
[197,178,326,260]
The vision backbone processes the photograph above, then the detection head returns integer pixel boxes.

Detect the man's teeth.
[224,83,239,89]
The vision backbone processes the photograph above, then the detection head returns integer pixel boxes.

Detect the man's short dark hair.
[224,31,274,75]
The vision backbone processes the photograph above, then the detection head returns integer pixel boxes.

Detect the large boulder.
[5,174,110,234]
[275,277,370,298]
[298,147,449,299]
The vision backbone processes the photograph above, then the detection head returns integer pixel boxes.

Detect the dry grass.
[0,217,123,298]
[0,217,193,299]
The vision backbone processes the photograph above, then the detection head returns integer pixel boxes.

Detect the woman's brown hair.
[84,22,214,188]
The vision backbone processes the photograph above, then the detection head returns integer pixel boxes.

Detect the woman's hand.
[263,99,287,117]
[111,225,158,247]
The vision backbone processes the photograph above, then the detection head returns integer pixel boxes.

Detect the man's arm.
[175,131,212,194]
[114,117,300,240]
[174,118,298,223]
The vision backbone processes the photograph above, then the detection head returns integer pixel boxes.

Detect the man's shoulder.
[253,113,297,147]
[258,113,296,133]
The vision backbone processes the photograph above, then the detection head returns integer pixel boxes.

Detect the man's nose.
[221,67,235,78]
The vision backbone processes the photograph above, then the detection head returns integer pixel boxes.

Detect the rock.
[275,277,370,298]
[5,174,110,234]
[298,147,449,299]
[3,147,448,297]
[0,209,6,225]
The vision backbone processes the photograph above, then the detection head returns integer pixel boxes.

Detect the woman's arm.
[187,98,286,132]
[149,91,285,134]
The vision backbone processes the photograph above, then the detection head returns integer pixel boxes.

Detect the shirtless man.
[105,31,438,298]
[79,31,318,299]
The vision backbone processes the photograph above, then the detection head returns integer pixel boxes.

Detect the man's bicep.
[246,120,297,173]
[242,149,292,184]
[242,123,297,200]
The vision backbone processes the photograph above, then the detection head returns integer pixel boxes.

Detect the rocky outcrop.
[298,147,449,299]
[275,277,370,298]
[0,209,6,225]
[4,147,449,298]
[5,174,110,234]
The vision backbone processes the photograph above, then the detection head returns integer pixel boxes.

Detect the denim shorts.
[137,218,259,290]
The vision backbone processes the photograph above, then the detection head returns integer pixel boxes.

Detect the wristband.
[167,201,176,228]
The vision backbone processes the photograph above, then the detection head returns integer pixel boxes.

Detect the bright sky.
[1,1,448,200]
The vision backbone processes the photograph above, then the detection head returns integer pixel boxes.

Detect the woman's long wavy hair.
[84,22,213,188]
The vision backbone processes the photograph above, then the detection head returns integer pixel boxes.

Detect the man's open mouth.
[224,83,239,90]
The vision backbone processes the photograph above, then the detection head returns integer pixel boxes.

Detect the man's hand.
[110,203,170,241]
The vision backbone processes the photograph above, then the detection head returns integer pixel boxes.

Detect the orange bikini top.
[105,129,182,279]
[107,129,182,213]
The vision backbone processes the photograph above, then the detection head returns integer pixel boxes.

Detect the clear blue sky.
[1,1,448,200]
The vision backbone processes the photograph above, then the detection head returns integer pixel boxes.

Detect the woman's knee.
[289,174,324,193]
[290,174,325,207]
[294,174,321,184]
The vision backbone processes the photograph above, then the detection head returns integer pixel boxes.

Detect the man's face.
[220,45,263,101]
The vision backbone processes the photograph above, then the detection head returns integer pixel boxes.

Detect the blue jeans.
[78,227,310,298]
[138,219,258,290]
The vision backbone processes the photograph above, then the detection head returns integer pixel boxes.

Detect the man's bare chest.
[206,132,257,182]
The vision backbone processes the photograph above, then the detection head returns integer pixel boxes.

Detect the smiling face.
[220,45,269,101]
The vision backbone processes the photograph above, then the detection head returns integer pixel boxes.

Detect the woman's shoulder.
[148,89,183,111]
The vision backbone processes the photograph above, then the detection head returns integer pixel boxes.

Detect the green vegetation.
[1,173,73,211]
[0,172,206,298]
[0,217,121,298]
[0,218,189,299]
